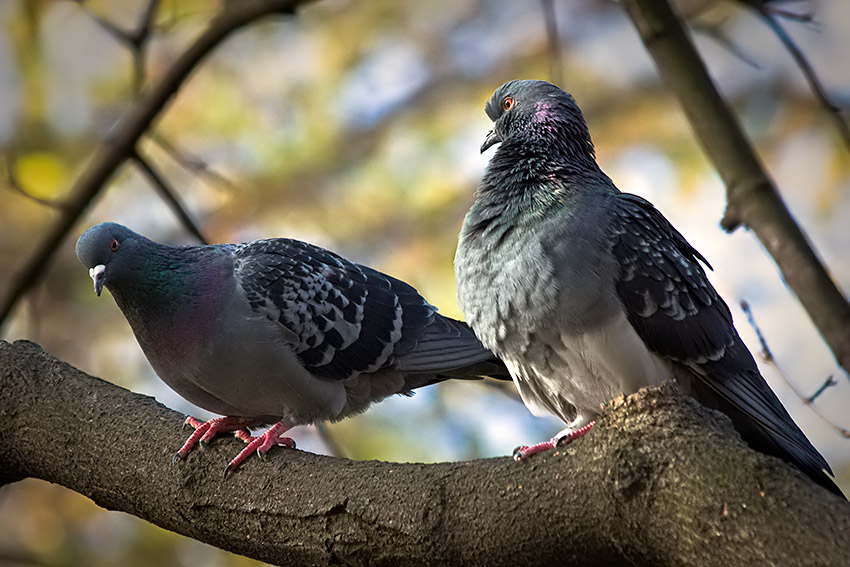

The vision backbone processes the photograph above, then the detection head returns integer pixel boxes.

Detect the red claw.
[173,416,284,469]
[224,421,296,474]
[512,420,596,461]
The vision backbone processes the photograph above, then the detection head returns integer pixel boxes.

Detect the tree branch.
[748,4,850,154]
[0,0,316,331]
[621,0,850,376]
[132,151,208,244]
[1,340,847,567]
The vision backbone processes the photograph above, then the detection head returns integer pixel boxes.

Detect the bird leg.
[225,421,296,474]
[174,416,265,462]
[512,420,595,461]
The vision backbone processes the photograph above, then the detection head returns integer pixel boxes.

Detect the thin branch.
[749,5,850,155]
[148,131,235,190]
[807,376,838,405]
[76,0,162,94]
[540,0,562,85]
[739,299,776,363]
[133,0,162,46]
[2,340,848,567]
[690,23,761,68]
[0,0,316,331]
[129,0,161,94]
[77,4,141,45]
[753,0,814,24]
[0,550,58,567]
[621,0,850,378]
[740,300,849,438]
[132,151,208,244]
[313,422,346,459]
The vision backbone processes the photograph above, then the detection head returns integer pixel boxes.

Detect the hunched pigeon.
[454,79,842,496]
[77,222,506,472]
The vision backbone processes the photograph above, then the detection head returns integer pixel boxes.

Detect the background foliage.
[1,0,848,564]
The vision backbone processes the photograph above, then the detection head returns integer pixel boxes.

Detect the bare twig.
[690,23,761,68]
[148,131,235,190]
[739,300,775,363]
[622,0,850,377]
[540,0,562,85]
[133,0,162,46]
[807,376,837,405]
[0,0,316,331]
[740,300,849,438]
[313,422,346,459]
[752,0,814,24]
[132,152,208,244]
[77,0,162,94]
[0,550,59,567]
[748,4,850,154]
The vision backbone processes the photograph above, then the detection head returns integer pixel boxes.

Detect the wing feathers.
[235,238,496,382]
[611,193,838,494]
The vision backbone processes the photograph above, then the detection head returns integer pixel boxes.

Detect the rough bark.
[1,340,847,566]
[621,0,850,376]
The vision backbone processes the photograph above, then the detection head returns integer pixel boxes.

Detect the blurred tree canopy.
[0,0,848,565]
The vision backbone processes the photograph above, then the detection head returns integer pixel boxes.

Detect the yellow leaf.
[16,152,69,200]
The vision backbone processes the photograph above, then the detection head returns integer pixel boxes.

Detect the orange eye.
[110,238,119,251]
[503,97,515,111]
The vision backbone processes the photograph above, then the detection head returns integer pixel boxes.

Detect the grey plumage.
[76,222,506,470]
[455,79,842,496]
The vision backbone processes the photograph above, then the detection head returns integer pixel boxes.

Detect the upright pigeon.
[455,79,842,496]
[76,222,506,472]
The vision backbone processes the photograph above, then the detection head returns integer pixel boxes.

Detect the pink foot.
[512,439,557,460]
[512,421,596,461]
[224,421,296,474]
[174,416,263,462]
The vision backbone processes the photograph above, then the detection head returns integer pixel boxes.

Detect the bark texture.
[1,340,848,566]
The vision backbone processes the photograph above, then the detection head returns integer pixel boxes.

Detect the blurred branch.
[77,0,161,94]
[740,300,850,438]
[148,131,235,190]
[540,0,562,85]
[688,22,760,68]
[1,340,848,567]
[0,0,316,332]
[807,376,838,405]
[749,0,814,24]
[622,0,850,377]
[748,5,850,154]
[132,151,208,244]
[682,1,849,151]
[0,550,58,567]
[313,422,346,459]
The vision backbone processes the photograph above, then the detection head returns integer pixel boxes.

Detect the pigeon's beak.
[480,128,502,153]
[89,264,106,297]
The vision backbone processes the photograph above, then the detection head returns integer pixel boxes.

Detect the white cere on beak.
[89,264,106,296]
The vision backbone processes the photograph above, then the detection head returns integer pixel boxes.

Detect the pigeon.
[76,222,507,472]
[455,79,843,496]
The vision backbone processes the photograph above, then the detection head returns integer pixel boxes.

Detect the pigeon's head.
[480,80,594,159]
[76,222,145,297]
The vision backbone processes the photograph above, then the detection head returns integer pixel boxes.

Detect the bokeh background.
[1,0,848,565]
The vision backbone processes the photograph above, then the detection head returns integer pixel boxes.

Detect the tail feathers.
[394,315,510,379]
[395,315,494,371]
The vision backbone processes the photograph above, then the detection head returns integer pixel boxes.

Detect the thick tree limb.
[1,340,847,566]
[622,0,850,376]
[0,0,316,331]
